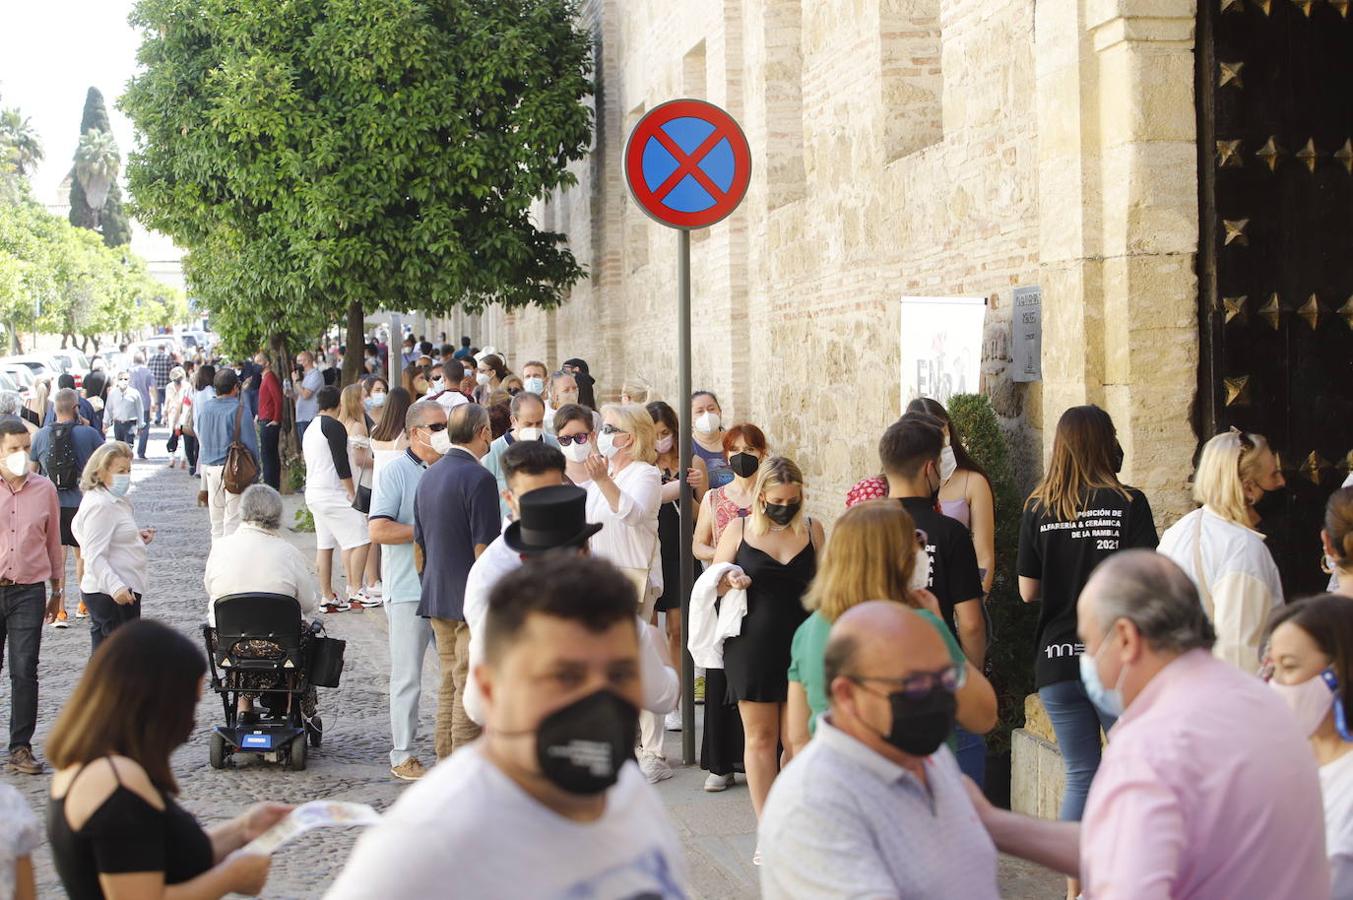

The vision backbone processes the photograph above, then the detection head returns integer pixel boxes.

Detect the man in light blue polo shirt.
[480,392,559,518]
[369,398,448,782]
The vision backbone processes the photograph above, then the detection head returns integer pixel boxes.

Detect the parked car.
[40,350,91,388]
[129,337,183,360]
[0,363,36,397]
[1,356,61,383]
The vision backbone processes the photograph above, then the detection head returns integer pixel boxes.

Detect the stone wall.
[479,0,1201,529]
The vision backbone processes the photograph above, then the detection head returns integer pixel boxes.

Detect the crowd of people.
[2,329,1353,898]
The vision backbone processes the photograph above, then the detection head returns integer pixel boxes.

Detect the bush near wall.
[947,394,1036,755]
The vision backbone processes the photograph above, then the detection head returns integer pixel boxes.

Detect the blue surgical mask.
[1079,640,1125,718]
[110,473,132,497]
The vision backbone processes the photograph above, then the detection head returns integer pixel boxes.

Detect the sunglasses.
[558,433,591,446]
[848,664,965,700]
[601,424,628,435]
[424,423,447,433]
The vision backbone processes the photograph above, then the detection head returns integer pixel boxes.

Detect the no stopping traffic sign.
[624,99,751,230]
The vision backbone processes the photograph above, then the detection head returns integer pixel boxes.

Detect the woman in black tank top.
[712,457,826,852]
[45,621,290,899]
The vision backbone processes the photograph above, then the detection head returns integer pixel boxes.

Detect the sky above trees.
[0,0,140,205]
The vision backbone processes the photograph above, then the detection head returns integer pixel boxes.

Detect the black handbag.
[351,464,372,514]
[308,634,346,688]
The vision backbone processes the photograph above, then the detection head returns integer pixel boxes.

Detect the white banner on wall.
[899,296,987,410]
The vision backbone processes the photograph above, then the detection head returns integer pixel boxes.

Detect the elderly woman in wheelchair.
[203,485,340,770]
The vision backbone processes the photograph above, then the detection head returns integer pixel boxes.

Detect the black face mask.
[533,690,638,795]
[729,452,760,479]
[875,686,956,757]
[1111,440,1125,474]
[763,500,801,527]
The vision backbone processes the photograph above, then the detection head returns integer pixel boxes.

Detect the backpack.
[47,423,80,492]
[222,399,259,494]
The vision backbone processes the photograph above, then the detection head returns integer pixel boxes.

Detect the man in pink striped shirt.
[0,417,64,776]
[967,550,1329,898]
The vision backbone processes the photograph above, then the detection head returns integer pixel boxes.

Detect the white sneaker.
[638,751,673,784]
[664,709,682,731]
[703,772,734,792]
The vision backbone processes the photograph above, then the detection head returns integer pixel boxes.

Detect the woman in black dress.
[46,620,290,899]
[647,402,708,729]
[713,457,824,837]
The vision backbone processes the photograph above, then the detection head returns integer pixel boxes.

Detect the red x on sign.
[624,99,751,230]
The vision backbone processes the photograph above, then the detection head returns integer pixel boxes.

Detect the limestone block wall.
[483,0,1201,529]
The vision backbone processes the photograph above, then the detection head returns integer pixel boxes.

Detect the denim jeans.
[0,583,46,751]
[84,591,142,654]
[953,724,987,788]
[386,602,434,767]
[137,410,150,458]
[1039,678,1117,821]
[113,420,137,445]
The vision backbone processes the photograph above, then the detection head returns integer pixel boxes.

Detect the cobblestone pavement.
[1,427,1063,899]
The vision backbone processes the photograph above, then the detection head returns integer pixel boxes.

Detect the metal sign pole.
[677,229,696,765]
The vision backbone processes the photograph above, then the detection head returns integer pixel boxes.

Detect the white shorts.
[309,494,371,551]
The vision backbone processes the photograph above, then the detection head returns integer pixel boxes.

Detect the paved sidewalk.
[0,428,1062,898]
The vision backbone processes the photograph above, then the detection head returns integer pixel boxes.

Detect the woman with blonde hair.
[1159,428,1284,670]
[71,441,154,651]
[786,500,997,754]
[1325,487,1353,598]
[713,457,824,851]
[337,383,380,606]
[580,403,667,781]
[22,378,50,432]
[1018,404,1157,900]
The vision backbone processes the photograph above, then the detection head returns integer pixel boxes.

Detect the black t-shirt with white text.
[1017,486,1158,688]
[899,497,984,643]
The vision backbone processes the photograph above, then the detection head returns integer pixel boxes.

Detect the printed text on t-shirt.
[1038,508,1125,551]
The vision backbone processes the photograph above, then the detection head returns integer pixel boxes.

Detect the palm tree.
[74,128,119,214]
[0,108,44,176]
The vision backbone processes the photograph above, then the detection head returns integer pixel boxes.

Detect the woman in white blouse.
[582,403,670,783]
[1159,428,1285,671]
[71,442,152,652]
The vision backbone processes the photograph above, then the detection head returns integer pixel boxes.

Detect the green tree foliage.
[75,129,120,214]
[100,181,132,247]
[0,199,180,352]
[121,0,594,361]
[946,394,1036,757]
[0,109,44,176]
[69,88,118,231]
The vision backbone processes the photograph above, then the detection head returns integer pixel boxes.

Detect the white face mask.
[516,427,542,442]
[429,429,453,456]
[655,435,675,454]
[476,372,491,386]
[523,376,545,395]
[3,450,27,477]
[940,444,958,484]
[597,431,621,459]
[909,546,932,592]
[695,411,720,434]
[1270,670,1338,737]
[562,440,591,464]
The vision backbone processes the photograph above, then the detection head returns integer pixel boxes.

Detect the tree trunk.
[341,300,364,388]
[60,332,70,349]
[270,332,299,494]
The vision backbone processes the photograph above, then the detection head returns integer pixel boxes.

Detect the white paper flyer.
[243,801,382,856]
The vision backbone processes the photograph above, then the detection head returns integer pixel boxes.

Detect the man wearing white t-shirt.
[325,555,690,899]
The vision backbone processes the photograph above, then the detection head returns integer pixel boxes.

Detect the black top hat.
[503,484,603,555]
